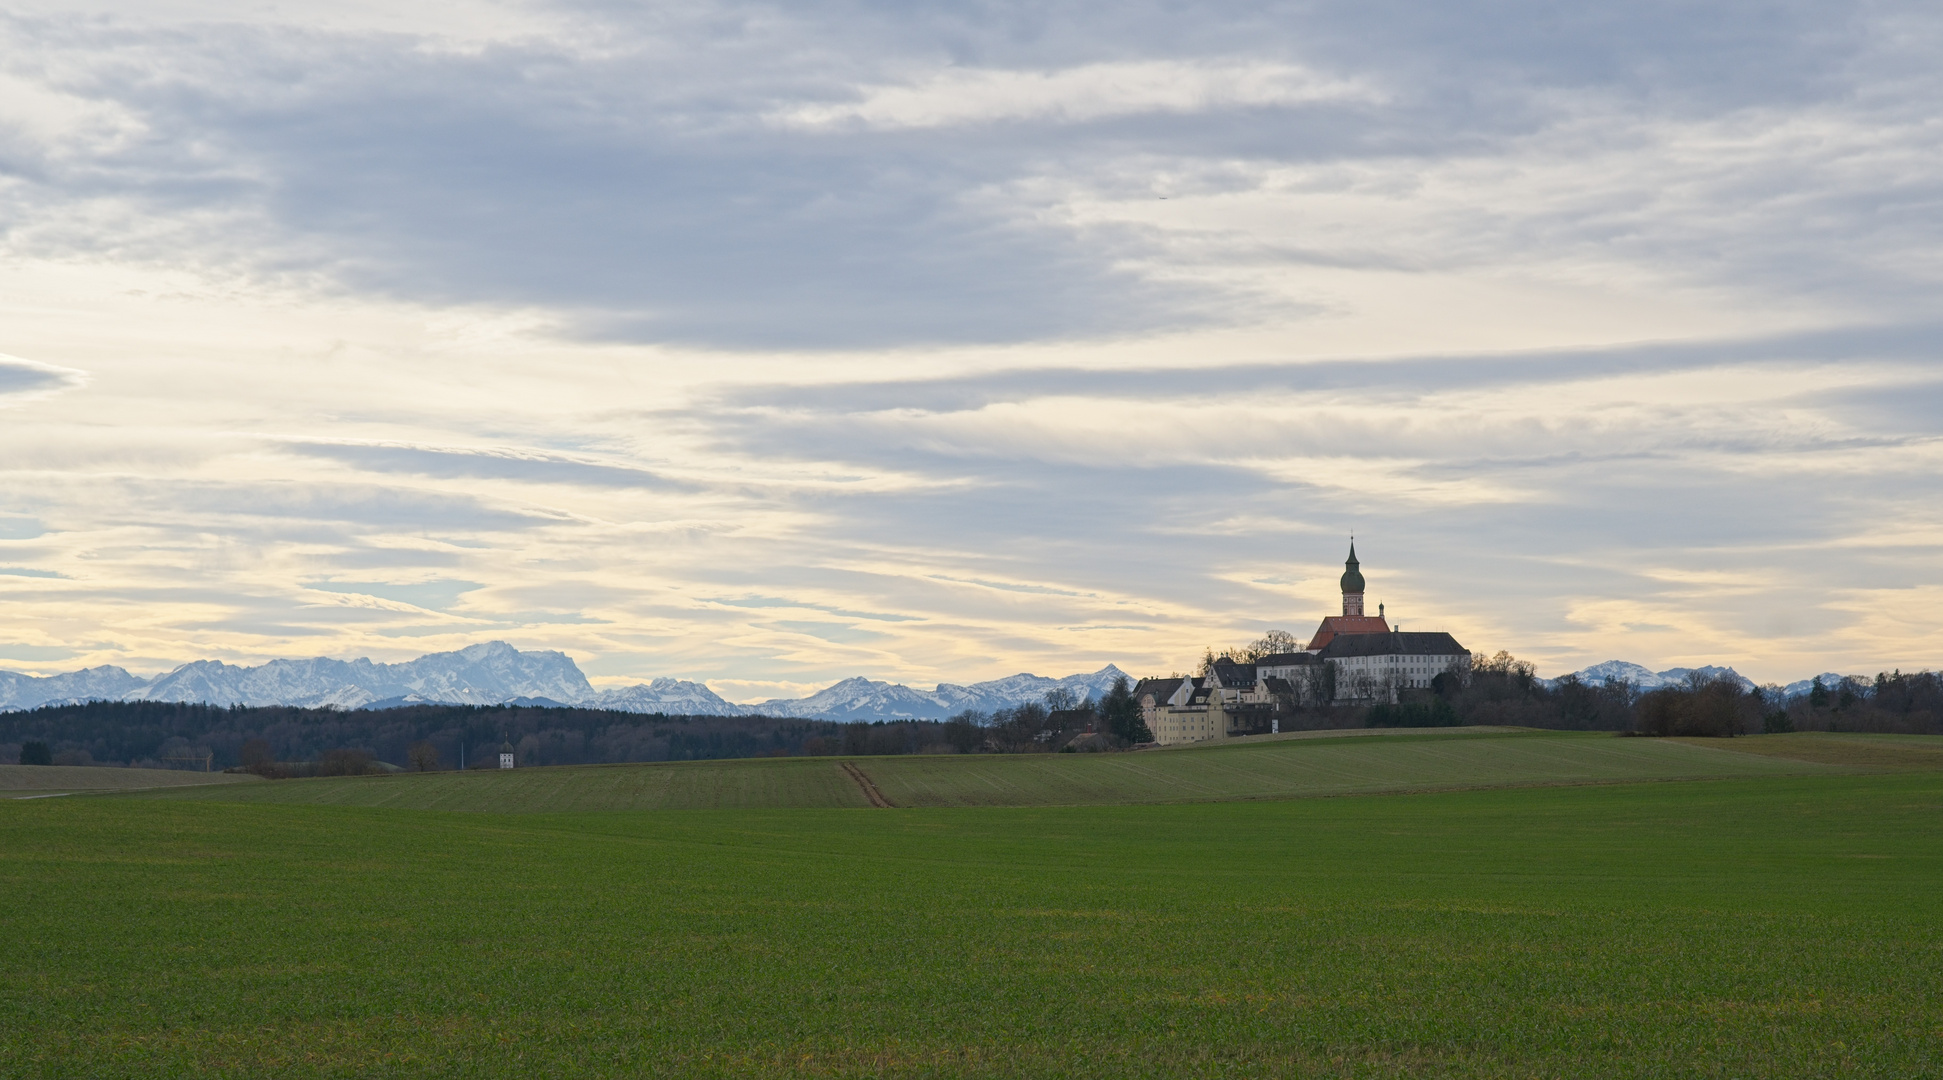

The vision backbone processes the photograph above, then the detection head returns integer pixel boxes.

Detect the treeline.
[8,667,1934,768]
[1196,633,1943,736]
[939,679,1150,752]
[1431,652,1637,731]
[1413,653,1943,736]
[2,700,852,772]
[0,679,1152,772]
[1732,669,1941,737]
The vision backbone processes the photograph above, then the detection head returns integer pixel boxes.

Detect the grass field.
[863,730,1834,808]
[0,763,261,800]
[3,767,1940,1078]
[1672,731,1943,770]
[129,729,1845,812]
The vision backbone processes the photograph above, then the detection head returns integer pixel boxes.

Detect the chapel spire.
[1340,541,1366,617]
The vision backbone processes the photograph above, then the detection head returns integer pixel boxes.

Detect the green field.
[863,730,1832,808]
[131,729,1838,812]
[4,734,1940,1077]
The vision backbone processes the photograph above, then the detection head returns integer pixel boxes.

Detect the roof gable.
[1208,659,1256,688]
[1307,614,1392,649]
[1316,631,1468,659]
[1254,651,1318,667]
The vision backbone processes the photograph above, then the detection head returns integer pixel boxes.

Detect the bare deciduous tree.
[408,740,440,772]
[1304,662,1337,706]
[318,748,376,776]
[1239,630,1302,660]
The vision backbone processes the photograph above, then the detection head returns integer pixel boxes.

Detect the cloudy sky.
[2,0,1939,696]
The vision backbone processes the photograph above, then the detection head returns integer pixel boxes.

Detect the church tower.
[1340,542,1366,617]
[1306,541,1389,650]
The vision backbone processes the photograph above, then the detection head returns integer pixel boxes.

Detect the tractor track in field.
[841,761,894,808]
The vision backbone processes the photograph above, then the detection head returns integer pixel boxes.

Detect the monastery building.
[1135,544,1469,746]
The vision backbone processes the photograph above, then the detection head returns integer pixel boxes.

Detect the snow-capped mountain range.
[0,641,1883,718]
[0,641,1132,721]
[1549,660,1870,699]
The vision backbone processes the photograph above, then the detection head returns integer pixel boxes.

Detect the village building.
[1135,545,1470,746]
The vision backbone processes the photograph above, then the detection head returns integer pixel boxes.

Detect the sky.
[1,0,1940,698]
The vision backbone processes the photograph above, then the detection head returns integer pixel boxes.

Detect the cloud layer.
[8,2,1941,346]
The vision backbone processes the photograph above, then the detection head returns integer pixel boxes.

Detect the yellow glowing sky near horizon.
[2,0,1940,697]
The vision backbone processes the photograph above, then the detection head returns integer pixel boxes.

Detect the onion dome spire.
[1340,542,1365,595]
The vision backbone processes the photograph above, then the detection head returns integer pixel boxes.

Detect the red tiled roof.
[1307,615,1391,650]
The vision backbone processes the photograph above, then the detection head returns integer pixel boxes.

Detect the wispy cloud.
[0,355,87,408]
[273,438,688,490]
[303,578,485,613]
[769,60,1377,131]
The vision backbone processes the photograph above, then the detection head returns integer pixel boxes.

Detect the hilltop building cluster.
[1135,545,1469,746]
